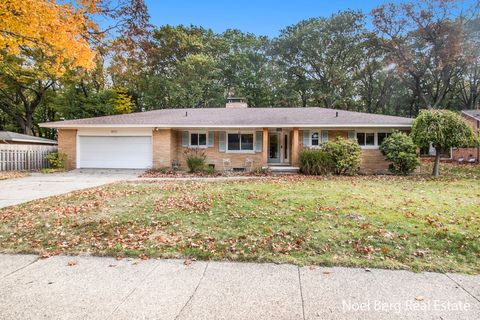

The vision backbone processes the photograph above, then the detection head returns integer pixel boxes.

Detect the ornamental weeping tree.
[411,110,476,176]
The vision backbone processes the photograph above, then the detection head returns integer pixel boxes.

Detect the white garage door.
[78,136,152,169]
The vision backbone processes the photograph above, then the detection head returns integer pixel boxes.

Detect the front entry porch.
[267,130,290,165]
[265,128,300,173]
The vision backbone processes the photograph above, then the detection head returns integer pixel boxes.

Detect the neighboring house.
[40,99,413,173]
[452,110,480,163]
[0,131,57,171]
[0,131,57,146]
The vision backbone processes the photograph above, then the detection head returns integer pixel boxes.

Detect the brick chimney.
[225,97,248,108]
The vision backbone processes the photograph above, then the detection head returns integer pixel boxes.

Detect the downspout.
[477,120,479,164]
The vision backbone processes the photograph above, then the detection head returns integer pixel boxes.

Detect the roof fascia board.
[461,111,480,122]
[10,138,57,144]
[40,124,412,129]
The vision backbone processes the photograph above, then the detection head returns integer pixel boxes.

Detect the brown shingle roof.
[40,107,413,128]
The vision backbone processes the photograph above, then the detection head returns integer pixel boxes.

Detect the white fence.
[0,144,57,171]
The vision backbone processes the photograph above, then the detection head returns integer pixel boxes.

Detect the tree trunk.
[432,147,441,177]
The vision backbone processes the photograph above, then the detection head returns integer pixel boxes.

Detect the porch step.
[269,166,300,174]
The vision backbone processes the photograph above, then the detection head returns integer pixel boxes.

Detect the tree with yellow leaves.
[112,88,135,114]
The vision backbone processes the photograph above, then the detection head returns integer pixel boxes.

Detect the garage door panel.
[78,136,152,169]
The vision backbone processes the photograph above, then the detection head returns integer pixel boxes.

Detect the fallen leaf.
[67,260,78,266]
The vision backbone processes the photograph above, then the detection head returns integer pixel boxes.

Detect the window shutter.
[321,131,329,143]
[182,131,189,147]
[255,131,263,152]
[208,131,214,147]
[303,130,310,147]
[348,130,356,140]
[218,131,226,152]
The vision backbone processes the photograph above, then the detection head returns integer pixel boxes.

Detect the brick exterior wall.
[463,114,478,131]
[452,114,480,161]
[57,129,77,170]
[360,149,390,174]
[174,131,264,171]
[58,127,405,173]
[299,129,391,174]
[152,129,176,169]
[452,148,478,161]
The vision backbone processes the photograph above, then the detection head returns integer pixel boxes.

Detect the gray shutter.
[218,131,226,152]
[321,130,329,143]
[182,131,189,147]
[303,130,310,147]
[255,131,263,152]
[208,131,214,147]
[348,130,356,140]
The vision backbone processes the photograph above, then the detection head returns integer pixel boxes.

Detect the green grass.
[0,162,479,273]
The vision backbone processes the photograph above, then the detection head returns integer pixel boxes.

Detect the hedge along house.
[40,98,413,173]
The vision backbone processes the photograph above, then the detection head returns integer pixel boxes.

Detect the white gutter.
[40,123,412,129]
[9,138,57,144]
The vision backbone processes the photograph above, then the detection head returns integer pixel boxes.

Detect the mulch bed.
[139,169,270,178]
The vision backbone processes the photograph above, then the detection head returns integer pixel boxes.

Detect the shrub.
[322,138,362,175]
[250,166,271,176]
[46,152,67,170]
[299,148,334,175]
[203,165,216,175]
[380,131,420,175]
[183,148,206,173]
[412,109,476,176]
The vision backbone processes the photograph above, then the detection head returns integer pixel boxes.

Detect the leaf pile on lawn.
[0,171,28,180]
[0,173,479,273]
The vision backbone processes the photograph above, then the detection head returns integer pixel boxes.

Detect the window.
[311,132,319,146]
[357,132,375,146]
[227,133,254,151]
[356,132,365,146]
[190,133,207,147]
[377,132,390,146]
[366,133,374,145]
[311,131,328,146]
[241,134,254,150]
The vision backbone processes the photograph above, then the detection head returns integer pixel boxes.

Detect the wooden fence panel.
[0,144,57,171]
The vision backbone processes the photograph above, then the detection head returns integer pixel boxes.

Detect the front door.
[268,132,281,163]
[268,131,290,164]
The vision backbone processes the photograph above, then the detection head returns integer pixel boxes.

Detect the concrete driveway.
[0,254,479,320]
[0,169,142,208]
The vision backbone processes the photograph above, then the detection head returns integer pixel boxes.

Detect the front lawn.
[0,163,479,273]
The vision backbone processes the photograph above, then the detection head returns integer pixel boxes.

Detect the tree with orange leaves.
[0,0,101,74]
[0,0,149,134]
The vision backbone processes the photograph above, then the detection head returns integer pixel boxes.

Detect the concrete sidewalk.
[0,254,478,319]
